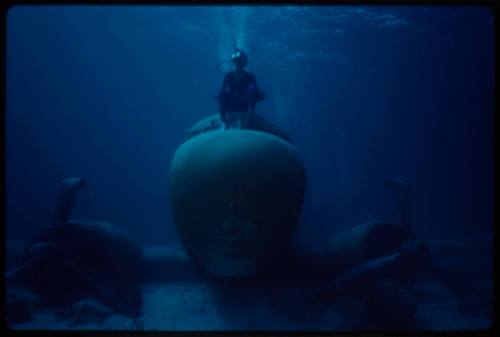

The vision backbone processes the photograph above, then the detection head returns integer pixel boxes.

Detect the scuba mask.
[216,40,249,74]
[231,50,248,68]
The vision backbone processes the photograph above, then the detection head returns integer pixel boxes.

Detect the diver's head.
[231,50,248,70]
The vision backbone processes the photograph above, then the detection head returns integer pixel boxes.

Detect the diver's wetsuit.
[218,70,265,122]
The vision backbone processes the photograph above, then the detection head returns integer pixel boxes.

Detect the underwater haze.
[5,5,494,331]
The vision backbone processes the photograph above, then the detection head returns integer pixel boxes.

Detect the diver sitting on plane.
[216,49,266,129]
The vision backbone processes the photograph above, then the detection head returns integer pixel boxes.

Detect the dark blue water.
[7,6,493,251]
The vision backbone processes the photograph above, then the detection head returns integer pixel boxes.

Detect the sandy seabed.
[8,244,493,332]
[10,279,492,332]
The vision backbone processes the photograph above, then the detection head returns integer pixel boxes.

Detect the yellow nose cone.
[169,129,305,277]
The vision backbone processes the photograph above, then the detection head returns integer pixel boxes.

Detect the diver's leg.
[239,86,255,128]
[218,92,230,127]
[247,85,256,114]
[219,105,227,124]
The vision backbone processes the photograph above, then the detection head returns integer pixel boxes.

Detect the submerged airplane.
[5,114,490,328]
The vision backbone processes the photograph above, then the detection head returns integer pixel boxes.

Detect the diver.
[216,49,266,128]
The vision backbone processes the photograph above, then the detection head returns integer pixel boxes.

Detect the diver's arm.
[219,73,230,96]
[218,74,230,123]
[250,74,266,101]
